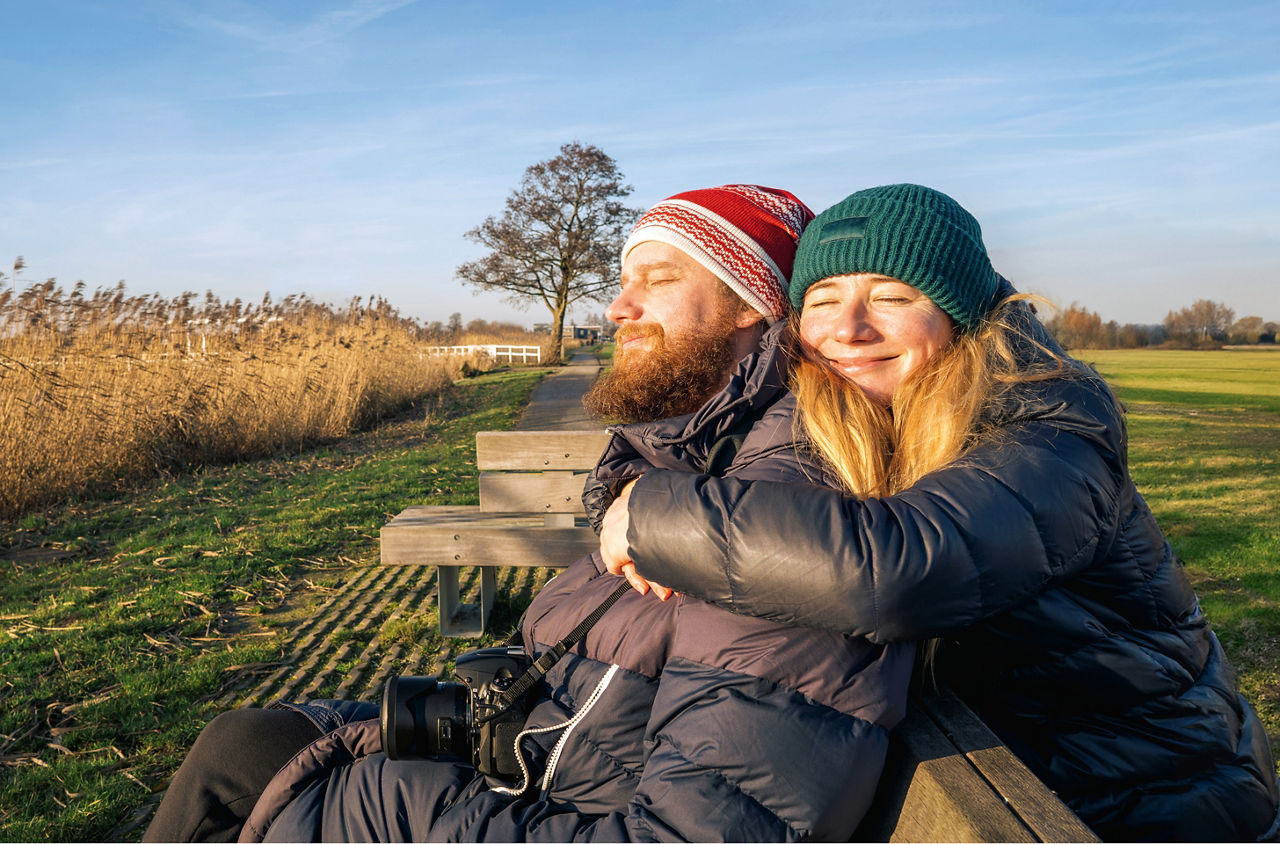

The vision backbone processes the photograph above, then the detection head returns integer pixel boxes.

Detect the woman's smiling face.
[799,273,956,404]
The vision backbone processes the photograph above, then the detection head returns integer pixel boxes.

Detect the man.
[147,186,910,842]
[584,184,807,423]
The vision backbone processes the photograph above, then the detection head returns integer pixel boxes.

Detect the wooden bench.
[379,430,1096,842]
[857,687,1096,842]
[381,430,611,636]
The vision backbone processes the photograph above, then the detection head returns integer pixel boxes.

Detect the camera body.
[380,645,533,780]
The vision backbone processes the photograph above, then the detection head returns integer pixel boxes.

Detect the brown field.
[0,282,550,520]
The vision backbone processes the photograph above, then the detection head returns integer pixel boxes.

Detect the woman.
[601,183,1280,841]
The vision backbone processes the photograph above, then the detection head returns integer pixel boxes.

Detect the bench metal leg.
[438,565,464,635]
[481,566,496,627]
[437,565,498,637]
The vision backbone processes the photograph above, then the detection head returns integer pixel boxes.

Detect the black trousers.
[143,708,321,843]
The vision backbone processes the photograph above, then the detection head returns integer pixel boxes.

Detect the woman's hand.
[600,480,675,601]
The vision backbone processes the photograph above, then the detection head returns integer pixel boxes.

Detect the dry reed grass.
[0,281,518,520]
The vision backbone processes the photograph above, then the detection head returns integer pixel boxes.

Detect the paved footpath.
[515,346,604,430]
[112,353,603,840]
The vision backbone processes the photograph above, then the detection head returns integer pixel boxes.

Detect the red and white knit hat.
[621,185,815,323]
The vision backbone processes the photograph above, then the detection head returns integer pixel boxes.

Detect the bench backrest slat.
[479,472,588,514]
[476,431,612,471]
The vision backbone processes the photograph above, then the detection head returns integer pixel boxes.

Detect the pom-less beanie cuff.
[789,184,999,329]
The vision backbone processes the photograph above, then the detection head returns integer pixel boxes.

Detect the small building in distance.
[534,323,603,343]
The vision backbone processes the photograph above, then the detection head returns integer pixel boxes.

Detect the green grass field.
[1081,349,1280,764]
[0,369,545,841]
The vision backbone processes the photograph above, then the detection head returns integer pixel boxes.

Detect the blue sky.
[3,0,1278,327]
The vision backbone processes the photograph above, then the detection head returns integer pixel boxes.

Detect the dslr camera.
[380,645,534,780]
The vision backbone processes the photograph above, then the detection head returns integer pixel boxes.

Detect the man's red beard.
[583,312,741,423]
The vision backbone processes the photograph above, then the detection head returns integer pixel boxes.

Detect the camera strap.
[493,580,633,712]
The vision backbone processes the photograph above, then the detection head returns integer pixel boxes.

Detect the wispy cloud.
[182,0,419,51]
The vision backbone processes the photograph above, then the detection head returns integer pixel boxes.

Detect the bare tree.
[1164,299,1236,345]
[1046,301,1105,349]
[457,142,640,361]
[1229,315,1265,344]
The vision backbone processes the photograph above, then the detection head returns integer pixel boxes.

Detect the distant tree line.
[1043,299,1277,350]
[419,312,535,342]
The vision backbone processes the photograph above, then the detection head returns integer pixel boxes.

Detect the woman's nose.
[833,300,878,343]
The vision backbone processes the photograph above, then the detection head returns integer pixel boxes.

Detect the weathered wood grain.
[919,688,1098,842]
[476,430,611,471]
[381,511,597,568]
[856,689,1098,842]
[478,471,589,514]
[382,432,608,635]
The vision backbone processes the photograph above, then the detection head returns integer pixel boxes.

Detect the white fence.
[425,344,542,364]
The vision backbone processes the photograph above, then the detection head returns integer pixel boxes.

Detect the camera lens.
[380,676,470,760]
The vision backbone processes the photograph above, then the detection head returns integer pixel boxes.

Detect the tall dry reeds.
[0,282,492,520]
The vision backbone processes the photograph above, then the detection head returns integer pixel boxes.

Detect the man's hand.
[600,480,675,601]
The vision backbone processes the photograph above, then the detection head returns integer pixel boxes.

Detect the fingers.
[620,562,650,596]
[600,533,630,575]
[620,563,676,602]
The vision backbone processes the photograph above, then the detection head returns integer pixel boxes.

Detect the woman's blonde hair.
[791,293,1063,499]
[790,293,1067,677]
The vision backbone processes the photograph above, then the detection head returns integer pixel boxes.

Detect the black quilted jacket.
[625,315,1280,841]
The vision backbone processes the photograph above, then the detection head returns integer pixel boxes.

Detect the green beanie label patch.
[817,215,869,245]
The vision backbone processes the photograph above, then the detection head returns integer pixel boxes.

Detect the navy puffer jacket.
[623,310,1280,841]
[241,324,912,842]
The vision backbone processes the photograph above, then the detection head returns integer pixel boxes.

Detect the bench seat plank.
[855,688,1098,842]
[919,689,1098,842]
[380,501,597,636]
[858,698,1038,842]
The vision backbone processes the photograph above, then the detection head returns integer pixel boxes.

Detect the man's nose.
[605,288,640,323]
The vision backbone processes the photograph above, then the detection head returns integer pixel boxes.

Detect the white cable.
[490,663,621,797]
[540,663,620,792]
[489,720,569,797]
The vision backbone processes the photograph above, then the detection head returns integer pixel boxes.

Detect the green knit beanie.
[789,184,999,329]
